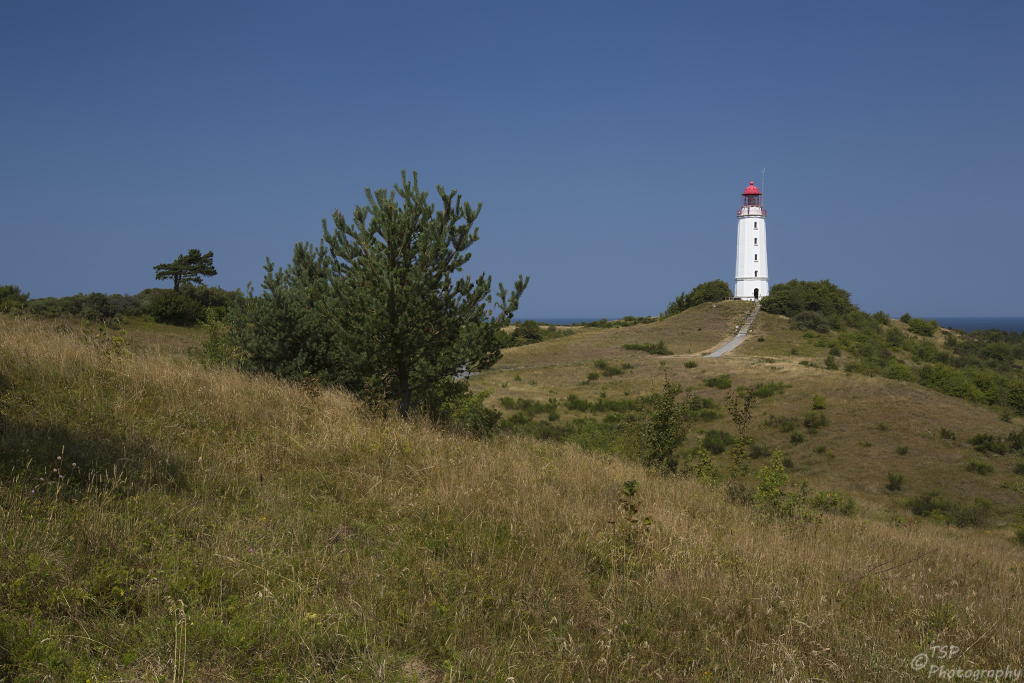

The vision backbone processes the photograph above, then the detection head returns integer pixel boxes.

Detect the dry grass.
[472,307,1024,527]
[1,315,1023,681]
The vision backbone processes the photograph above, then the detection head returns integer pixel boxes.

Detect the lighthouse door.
[753,288,759,300]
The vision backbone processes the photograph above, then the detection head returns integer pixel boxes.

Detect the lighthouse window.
[754,254,758,261]
[754,271,758,277]
[754,222,758,229]
[754,238,758,245]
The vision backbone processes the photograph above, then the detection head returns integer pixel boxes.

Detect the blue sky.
[2,1,1021,319]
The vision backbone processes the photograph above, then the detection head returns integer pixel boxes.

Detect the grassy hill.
[1,314,1023,681]
[472,303,1024,526]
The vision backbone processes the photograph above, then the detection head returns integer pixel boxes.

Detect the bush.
[746,382,787,398]
[790,310,831,333]
[908,491,993,527]
[900,313,912,323]
[824,355,839,370]
[906,317,939,337]
[872,311,891,325]
[586,372,600,381]
[940,427,956,441]
[811,394,826,410]
[760,279,855,319]
[1008,429,1024,453]
[968,433,1008,455]
[622,341,672,355]
[0,284,30,312]
[748,443,772,459]
[965,460,994,476]
[765,415,798,433]
[702,429,735,454]
[593,360,625,377]
[663,279,733,316]
[895,446,909,456]
[810,490,858,515]
[684,360,698,369]
[149,290,204,326]
[789,431,805,444]
[703,374,732,390]
[886,472,904,491]
[803,412,829,429]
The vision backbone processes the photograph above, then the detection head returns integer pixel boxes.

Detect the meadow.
[1,312,1022,681]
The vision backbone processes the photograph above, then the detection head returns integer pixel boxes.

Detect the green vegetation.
[886,472,904,491]
[703,374,732,389]
[966,459,995,476]
[622,340,672,355]
[663,278,733,317]
[232,171,528,418]
[0,284,30,312]
[908,491,994,527]
[152,248,217,292]
[760,279,856,320]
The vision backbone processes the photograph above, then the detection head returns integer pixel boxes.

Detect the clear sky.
[2,1,1021,319]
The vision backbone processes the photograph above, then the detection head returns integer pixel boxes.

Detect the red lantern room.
[741,181,762,207]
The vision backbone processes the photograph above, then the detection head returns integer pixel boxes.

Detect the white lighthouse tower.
[734,181,769,300]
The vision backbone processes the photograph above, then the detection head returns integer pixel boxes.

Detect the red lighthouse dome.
[740,181,763,211]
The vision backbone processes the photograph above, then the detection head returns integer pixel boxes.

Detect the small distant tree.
[154,249,217,292]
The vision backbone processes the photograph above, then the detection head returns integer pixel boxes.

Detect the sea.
[928,318,1024,334]
[521,316,1024,334]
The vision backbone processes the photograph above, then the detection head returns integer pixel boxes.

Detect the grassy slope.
[1,316,1023,681]
[472,304,1024,526]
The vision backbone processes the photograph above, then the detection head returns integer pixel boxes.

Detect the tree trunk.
[398,370,411,418]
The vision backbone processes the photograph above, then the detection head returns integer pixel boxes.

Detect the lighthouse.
[734,181,769,300]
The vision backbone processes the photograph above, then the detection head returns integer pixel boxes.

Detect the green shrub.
[908,491,993,527]
[886,472,904,491]
[803,412,829,429]
[824,355,839,370]
[876,422,888,431]
[701,429,735,454]
[586,372,600,381]
[810,490,858,515]
[940,427,956,441]
[789,431,805,444]
[663,279,734,316]
[622,341,672,355]
[790,310,831,333]
[684,360,698,369]
[872,311,891,325]
[0,284,30,312]
[149,290,204,326]
[760,279,856,319]
[965,460,994,475]
[811,394,826,410]
[895,446,909,456]
[813,444,827,454]
[765,415,798,433]
[968,433,1007,455]
[748,443,772,459]
[757,336,765,342]
[1007,429,1024,453]
[907,317,939,337]
[746,382,787,398]
[593,360,624,377]
[703,374,732,390]
[900,313,912,323]
[1013,459,1024,476]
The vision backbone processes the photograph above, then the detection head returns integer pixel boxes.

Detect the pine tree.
[317,171,528,416]
[153,249,217,292]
